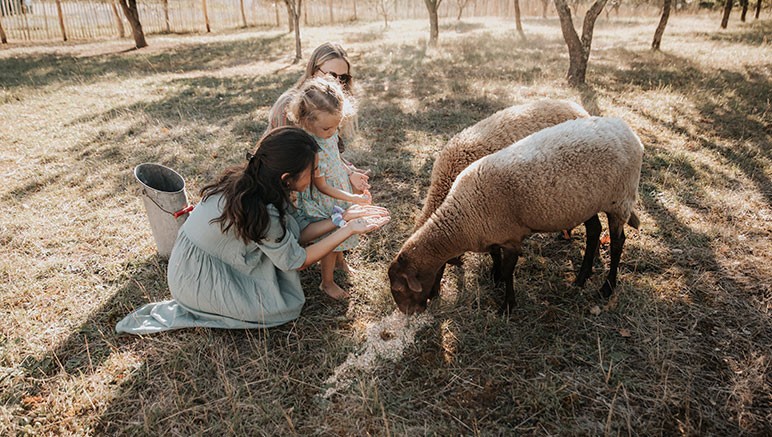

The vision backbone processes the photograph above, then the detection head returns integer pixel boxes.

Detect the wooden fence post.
[55,0,67,41]
[202,0,210,32]
[111,1,125,37]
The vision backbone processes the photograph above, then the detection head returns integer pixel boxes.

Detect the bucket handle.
[142,188,195,219]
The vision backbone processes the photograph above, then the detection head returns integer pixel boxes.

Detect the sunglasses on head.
[320,70,352,85]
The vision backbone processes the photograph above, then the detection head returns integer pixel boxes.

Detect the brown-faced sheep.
[389,117,643,315]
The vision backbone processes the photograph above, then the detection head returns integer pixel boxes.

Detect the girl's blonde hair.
[287,77,355,132]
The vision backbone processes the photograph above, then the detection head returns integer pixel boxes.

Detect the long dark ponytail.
[201,127,319,244]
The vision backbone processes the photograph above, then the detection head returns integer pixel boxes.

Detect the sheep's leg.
[499,248,520,315]
[600,215,626,298]
[575,214,602,288]
[490,245,503,283]
[430,264,445,300]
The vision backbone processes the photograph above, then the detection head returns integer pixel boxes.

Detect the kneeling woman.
[117,127,390,334]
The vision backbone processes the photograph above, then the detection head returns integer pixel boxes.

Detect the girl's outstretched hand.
[343,204,390,221]
[349,171,371,192]
[346,215,391,234]
[349,191,372,205]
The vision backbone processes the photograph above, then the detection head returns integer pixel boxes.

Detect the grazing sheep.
[389,117,643,315]
[416,99,590,228]
[416,100,590,276]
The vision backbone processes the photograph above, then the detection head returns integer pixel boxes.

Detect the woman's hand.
[349,171,371,192]
[345,215,391,235]
[343,204,389,221]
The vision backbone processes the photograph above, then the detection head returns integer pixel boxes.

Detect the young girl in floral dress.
[288,77,372,299]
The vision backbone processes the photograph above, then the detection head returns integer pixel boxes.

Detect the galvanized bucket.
[134,163,192,258]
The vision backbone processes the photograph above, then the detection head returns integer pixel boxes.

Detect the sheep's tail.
[627,211,640,230]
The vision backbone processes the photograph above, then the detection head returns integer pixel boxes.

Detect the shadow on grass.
[0,33,289,90]
[696,19,772,46]
[596,49,771,208]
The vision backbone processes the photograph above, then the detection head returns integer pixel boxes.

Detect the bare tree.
[284,0,303,63]
[541,0,550,18]
[740,0,749,20]
[118,0,147,48]
[424,0,442,46]
[284,0,294,31]
[652,0,672,50]
[755,0,762,19]
[0,16,7,44]
[456,0,472,20]
[374,0,393,28]
[553,0,608,87]
[720,0,733,28]
[514,0,525,40]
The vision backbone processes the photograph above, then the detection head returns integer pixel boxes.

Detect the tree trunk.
[514,0,525,40]
[553,0,608,87]
[353,0,357,20]
[240,0,247,27]
[55,0,67,41]
[285,0,302,63]
[652,0,671,50]
[424,0,441,46]
[542,0,549,18]
[740,0,748,21]
[328,0,333,23]
[275,0,280,27]
[163,0,170,32]
[0,16,7,44]
[110,1,125,38]
[284,0,294,31]
[721,0,732,28]
[118,0,146,48]
[755,0,761,19]
[202,0,211,32]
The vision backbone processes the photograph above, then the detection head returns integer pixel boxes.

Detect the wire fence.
[0,0,683,43]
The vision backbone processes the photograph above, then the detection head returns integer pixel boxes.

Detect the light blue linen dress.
[295,132,358,251]
[116,193,312,335]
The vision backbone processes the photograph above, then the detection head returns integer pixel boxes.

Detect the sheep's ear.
[402,272,422,293]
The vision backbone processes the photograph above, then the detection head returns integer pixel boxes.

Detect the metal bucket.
[134,163,192,258]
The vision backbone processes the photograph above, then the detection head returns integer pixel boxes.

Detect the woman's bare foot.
[319,282,350,300]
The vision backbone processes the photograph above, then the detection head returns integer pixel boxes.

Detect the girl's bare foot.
[335,253,357,274]
[319,282,349,300]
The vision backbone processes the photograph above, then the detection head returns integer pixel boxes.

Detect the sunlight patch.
[322,310,433,399]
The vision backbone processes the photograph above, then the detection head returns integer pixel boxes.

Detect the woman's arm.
[299,214,390,269]
[314,174,371,205]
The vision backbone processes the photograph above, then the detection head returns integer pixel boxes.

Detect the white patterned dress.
[296,132,358,252]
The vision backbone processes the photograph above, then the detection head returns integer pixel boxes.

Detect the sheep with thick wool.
[416,99,590,228]
[416,100,590,275]
[389,117,643,315]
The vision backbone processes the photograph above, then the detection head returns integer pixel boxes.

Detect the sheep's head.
[388,252,436,315]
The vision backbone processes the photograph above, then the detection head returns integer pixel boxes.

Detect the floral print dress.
[296,132,358,252]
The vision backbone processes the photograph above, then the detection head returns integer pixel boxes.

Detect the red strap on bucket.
[173,205,195,219]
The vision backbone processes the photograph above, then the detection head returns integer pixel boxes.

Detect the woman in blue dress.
[117,127,390,334]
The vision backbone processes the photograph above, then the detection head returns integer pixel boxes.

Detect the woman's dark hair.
[200,127,319,244]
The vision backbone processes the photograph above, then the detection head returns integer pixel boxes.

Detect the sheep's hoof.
[492,270,503,284]
[599,280,614,299]
[498,301,514,317]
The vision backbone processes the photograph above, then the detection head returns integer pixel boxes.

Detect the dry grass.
[1,14,770,436]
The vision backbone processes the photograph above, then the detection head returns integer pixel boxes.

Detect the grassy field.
[1,13,770,436]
